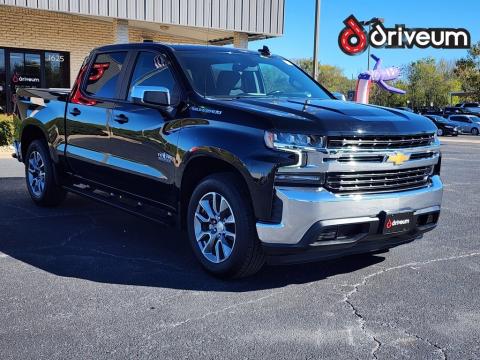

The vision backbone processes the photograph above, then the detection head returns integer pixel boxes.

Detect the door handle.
[70,107,81,116]
[114,114,129,124]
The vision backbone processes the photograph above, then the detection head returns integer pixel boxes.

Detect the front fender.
[176,119,294,221]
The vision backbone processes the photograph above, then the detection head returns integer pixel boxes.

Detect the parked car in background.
[396,106,415,113]
[443,106,467,118]
[425,115,459,136]
[455,102,480,115]
[448,115,480,135]
[418,107,443,116]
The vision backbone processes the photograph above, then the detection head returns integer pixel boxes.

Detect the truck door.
[109,51,182,209]
[65,51,129,184]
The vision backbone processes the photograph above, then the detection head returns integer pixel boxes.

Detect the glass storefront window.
[45,52,69,88]
[25,53,41,79]
[9,52,24,77]
[0,47,70,113]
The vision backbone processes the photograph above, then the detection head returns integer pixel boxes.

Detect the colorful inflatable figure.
[354,54,406,104]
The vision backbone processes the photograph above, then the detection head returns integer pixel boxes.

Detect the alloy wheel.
[27,150,46,197]
[194,192,236,263]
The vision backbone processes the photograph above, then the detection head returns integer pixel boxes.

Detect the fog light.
[317,226,338,241]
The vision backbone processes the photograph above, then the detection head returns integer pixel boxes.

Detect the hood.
[214,98,437,136]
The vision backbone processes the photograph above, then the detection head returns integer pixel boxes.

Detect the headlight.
[264,131,325,150]
[275,172,325,187]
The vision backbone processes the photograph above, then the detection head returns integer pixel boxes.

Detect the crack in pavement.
[402,328,447,360]
[376,320,448,360]
[148,289,286,343]
[342,251,480,359]
[343,283,381,359]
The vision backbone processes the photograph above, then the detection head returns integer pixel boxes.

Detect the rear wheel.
[437,128,444,136]
[187,173,265,278]
[472,128,479,136]
[25,140,66,207]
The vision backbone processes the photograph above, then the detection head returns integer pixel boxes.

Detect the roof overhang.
[1,0,285,41]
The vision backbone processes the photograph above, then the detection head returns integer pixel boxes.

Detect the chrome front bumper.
[256,175,443,245]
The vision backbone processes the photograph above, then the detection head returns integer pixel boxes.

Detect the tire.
[471,128,479,136]
[25,140,66,207]
[437,128,444,136]
[187,173,265,278]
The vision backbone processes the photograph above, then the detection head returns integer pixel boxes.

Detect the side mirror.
[332,92,346,101]
[131,85,171,106]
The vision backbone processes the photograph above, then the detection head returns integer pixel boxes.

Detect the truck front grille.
[326,166,433,194]
[327,134,435,150]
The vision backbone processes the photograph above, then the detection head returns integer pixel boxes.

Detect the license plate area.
[382,211,414,235]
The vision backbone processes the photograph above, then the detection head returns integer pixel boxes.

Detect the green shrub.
[0,115,14,146]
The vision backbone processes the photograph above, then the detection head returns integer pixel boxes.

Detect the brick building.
[0,0,285,113]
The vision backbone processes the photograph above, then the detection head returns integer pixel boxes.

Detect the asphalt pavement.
[0,137,479,359]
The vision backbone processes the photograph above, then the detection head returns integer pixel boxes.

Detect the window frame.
[81,49,132,102]
[119,49,184,106]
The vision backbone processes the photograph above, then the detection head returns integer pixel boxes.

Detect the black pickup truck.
[13,43,443,278]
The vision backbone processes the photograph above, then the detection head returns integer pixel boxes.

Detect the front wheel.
[187,173,265,278]
[25,140,66,207]
[472,128,479,136]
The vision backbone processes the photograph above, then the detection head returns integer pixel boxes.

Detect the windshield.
[174,51,331,100]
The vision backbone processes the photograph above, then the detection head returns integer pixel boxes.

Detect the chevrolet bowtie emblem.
[387,152,410,165]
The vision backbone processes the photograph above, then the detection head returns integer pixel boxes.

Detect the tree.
[455,41,480,101]
[294,59,355,94]
[370,80,408,108]
[293,56,461,108]
[404,58,458,109]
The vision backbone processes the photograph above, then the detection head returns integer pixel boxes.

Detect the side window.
[210,63,263,96]
[128,52,180,104]
[85,52,127,99]
[450,116,460,122]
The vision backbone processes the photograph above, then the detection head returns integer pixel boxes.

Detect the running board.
[63,184,175,226]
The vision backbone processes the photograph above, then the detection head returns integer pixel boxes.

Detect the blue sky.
[250,0,479,78]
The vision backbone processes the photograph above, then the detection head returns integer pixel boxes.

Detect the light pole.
[312,0,321,80]
[360,17,384,70]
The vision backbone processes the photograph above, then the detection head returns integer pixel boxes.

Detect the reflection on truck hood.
[222,98,437,136]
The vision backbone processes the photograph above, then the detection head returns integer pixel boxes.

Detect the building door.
[7,51,42,112]
[0,49,5,113]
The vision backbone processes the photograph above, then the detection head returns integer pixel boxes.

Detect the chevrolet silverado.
[13,43,443,278]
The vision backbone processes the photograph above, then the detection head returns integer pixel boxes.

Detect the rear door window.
[85,52,127,99]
